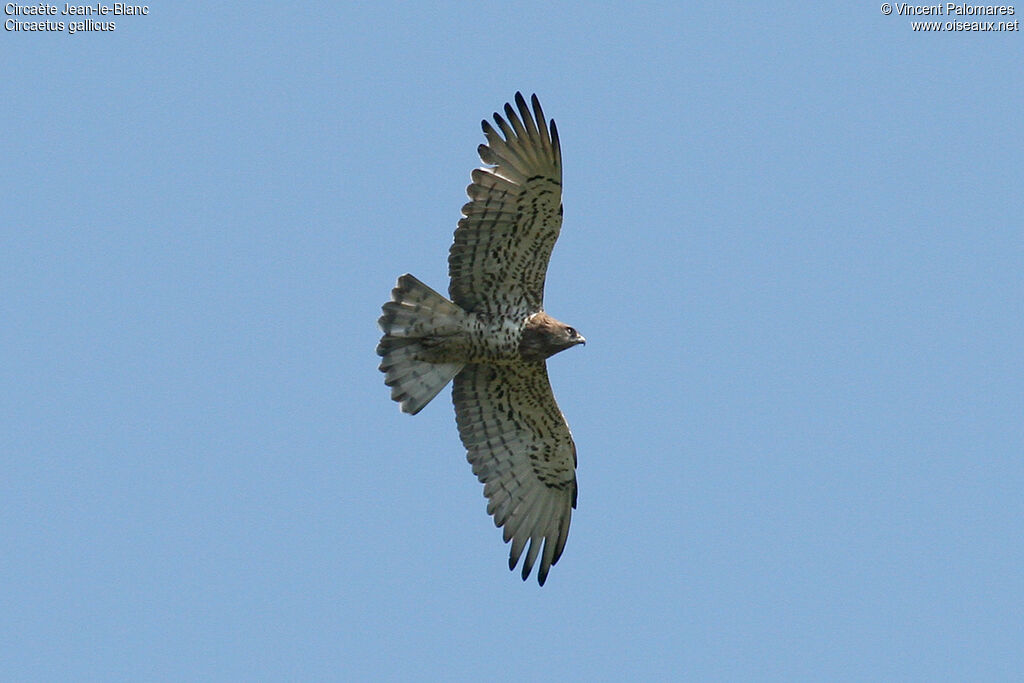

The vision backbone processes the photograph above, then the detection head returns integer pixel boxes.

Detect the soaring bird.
[377,93,583,585]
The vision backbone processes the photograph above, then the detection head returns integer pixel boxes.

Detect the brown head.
[519,312,586,361]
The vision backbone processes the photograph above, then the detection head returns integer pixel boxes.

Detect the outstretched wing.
[448,93,563,317]
[452,362,577,585]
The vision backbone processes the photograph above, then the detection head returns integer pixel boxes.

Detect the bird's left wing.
[452,362,577,585]
[448,93,563,317]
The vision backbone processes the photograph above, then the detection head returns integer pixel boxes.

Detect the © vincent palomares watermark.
[4,3,150,34]
[880,3,1021,30]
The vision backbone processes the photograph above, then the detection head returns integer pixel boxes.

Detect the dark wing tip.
[477,143,495,165]
[491,111,511,140]
[514,91,529,114]
[515,92,539,137]
[537,565,549,586]
[531,94,545,126]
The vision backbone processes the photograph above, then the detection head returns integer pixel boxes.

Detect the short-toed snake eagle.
[377,93,583,585]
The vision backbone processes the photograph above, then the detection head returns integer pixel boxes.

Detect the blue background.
[3,2,1022,680]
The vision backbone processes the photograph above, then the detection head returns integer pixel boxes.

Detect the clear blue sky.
[3,2,1022,680]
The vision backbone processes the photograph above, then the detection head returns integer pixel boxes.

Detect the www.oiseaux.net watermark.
[881,3,1021,30]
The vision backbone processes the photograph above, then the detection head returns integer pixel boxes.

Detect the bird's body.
[377,93,583,585]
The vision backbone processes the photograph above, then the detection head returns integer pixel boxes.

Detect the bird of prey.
[376,93,584,585]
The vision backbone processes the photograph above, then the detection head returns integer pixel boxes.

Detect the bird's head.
[559,324,586,349]
[520,312,585,361]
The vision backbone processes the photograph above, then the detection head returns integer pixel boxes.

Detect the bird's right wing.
[447,93,563,318]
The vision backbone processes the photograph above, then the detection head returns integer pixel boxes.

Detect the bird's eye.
[566,327,576,337]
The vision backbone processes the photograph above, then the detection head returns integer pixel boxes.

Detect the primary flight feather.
[377,93,583,585]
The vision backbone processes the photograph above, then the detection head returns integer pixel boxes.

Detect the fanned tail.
[377,274,466,415]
